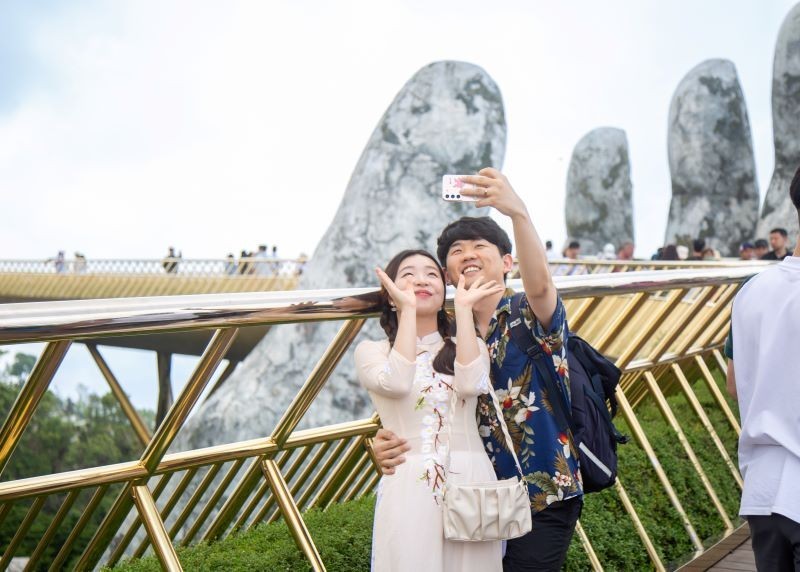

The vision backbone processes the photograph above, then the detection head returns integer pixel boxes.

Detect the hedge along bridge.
[0,266,763,571]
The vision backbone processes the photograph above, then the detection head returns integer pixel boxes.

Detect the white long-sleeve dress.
[355,332,502,572]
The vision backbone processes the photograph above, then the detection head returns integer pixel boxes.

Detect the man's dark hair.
[692,238,706,253]
[754,238,769,249]
[436,216,512,265]
[568,241,580,249]
[769,227,788,237]
[545,240,553,249]
[792,166,800,224]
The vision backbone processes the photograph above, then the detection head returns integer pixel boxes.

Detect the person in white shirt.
[726,166,800,571]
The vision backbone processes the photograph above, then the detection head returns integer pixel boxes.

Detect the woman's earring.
[390,303,397,312]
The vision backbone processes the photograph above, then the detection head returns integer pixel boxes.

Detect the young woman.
[355,249,503,572]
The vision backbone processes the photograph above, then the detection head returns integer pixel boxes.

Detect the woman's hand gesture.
[454,275,504,310]
[375,267,416,313]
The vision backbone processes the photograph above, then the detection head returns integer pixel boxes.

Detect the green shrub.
[110,495,374,572]
[112,369,742,572]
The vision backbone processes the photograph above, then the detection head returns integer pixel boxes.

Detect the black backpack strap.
[507,294,573,435]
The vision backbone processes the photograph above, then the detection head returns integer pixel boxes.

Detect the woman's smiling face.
[392,254,445,316]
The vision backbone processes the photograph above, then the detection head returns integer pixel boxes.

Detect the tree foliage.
[0,352,155,569]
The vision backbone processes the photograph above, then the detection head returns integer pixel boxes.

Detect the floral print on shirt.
[477,289,583,514]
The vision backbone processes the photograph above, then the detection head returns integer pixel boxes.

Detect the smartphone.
[442,175,478,202]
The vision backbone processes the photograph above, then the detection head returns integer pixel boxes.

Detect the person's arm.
[726,360,737,400]
[453,275,502,395]
[371,428,410,475]
[461,168,558,328]
[375,267,416,362]
[354,341,417,398]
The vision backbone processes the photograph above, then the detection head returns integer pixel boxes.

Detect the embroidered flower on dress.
[416,351,451,502]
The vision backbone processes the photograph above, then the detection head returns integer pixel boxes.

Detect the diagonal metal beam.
[0,341,71,479]
[261,458,326,572]
[131,484,182,571]
[87,343,151,446]
[643,372,733,532]
[270,319,365,447]
[140,328,238,473]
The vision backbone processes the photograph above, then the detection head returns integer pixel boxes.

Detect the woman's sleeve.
[354,341,417,398]
[453,337,491,397]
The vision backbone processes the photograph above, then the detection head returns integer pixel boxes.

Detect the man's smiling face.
[444,238,513,287]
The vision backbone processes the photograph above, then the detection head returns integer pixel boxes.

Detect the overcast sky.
[2,1,798,410]
[3,0,797,263]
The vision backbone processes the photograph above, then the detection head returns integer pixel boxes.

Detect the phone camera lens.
[456,194,461,199]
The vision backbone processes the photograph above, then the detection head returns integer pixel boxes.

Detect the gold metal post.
[271,319,365,446]
[672,363,742,489]
[0,496,45,569]
[131,484,182,571]
[262,458,326,572]
[87,343,151,446]
[74,483,135,571]
[140,328,238,473]
[643,372,733,531]
[169,463,222,539]
[0,340,71,478]
[50,484,110,571]
[615,387,704,553]
[615,479,666,571]
[694,355,740,436]
[574,520,603,571]
[181,458,247,545]
[24,490,80,571]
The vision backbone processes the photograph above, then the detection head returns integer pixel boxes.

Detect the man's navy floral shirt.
[477,289,583,514]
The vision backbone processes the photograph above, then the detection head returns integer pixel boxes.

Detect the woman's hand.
[375,267,416,313]
[454,275,504,310]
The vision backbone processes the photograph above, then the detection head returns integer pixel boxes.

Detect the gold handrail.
[0,266,762,570]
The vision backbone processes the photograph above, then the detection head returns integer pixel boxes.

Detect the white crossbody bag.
[441,384,532,542]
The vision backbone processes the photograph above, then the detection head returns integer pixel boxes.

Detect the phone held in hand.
[442,175,478,202]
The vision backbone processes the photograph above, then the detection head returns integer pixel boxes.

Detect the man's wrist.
[509,208,531,223]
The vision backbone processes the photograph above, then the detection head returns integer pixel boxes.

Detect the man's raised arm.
[461,168,558,329]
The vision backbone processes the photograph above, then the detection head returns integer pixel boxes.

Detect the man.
[725,167,800,570]
[545,239,557,260]
[617,241,634,261]
[761,227,791,260]
[738,242,755,261]
[161,247,179,274]
[372,168,582,571]
[688,238,705,261]
[753,238,769,259]
[253,244,271,276]
[563,240,580,260]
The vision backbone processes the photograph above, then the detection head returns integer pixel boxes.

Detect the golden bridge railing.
[0,257,764,302]
[546,258,768,276]
[0,258,306,301]
[0,266,764,571]
[0,258,307,277]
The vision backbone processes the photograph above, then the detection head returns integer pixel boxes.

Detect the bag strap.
[507,294,573,435]
[444,368,525,480]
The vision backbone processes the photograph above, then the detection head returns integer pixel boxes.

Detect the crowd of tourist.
[42,245,308,276]
[544,227,793,270]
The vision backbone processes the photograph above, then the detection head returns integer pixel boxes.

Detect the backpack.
[507,293,628,493]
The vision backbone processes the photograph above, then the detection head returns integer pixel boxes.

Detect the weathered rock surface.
[758,3,800,239]
[177,61,506,450]
[565,128,633,255]
[664,59,759,256]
